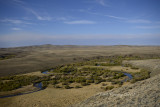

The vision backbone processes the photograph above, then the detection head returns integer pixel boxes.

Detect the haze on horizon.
[0,0,160,47]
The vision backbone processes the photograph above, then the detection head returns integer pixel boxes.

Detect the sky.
[0,0,160,47]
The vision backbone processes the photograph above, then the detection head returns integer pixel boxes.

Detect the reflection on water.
[34,82,42,89]
[42,71,49,74]
[122,72,133,82]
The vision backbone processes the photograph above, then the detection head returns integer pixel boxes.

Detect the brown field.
[0,80,133,107]
[0,45,160,77]
[0,83,102,107]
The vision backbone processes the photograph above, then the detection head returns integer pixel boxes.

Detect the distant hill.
[0,45,160,76]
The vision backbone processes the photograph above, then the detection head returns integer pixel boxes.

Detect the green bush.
[62,82,69,85]
[75,85,81,88]
[42,81,49,88]
[75,77,86,83]
[0,75,42,91]
[102,83,107,86]
[86,79,94,83]
[81,82,89,86]
[131,69,150,83]
[65,85,71,89]
[50,80,58,85]
[118,81,123,85]
[94,80,101,84]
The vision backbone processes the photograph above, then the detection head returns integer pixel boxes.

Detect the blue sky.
[0,0,160,47]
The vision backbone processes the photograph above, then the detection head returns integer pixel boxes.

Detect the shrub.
[106,78,113,82]
[101,87,105,90]
[75,85,81,88]
[42,81,49,88]
[102,83,107,86]
[54,85,61,88]
[50,80,58,85]
[75,77,86,83]
[105,86,114,90]
[131,69,150,83]
[103,73,109,78]
[94,80,101,84]
[65,85,71,89]
[111,81,117,85]
[0,75,42,91]
[118,81,123,85]
[86,79,94,83]
[62,82,69,85]
[81,82,89,86]
[131,66,139,70]
[123,64,131,67]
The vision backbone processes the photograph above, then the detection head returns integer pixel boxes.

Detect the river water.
[122,72,133,82]
[42,71,49,74]
[0,70,132,98]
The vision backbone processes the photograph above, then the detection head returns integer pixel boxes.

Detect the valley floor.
[0,45,160,107]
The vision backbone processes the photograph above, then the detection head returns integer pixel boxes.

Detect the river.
[0,70,132,98]
[121,72,133,82]
[0,82,43,98]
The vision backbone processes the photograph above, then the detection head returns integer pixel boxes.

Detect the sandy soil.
[0,80,133,107]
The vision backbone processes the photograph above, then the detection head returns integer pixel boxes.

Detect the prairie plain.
[0,45,160,77]
[0,45,160,107]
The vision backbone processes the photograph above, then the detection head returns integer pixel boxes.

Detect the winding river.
[122,72,133,82]
[0,82,43,98]
[0,70,132,98]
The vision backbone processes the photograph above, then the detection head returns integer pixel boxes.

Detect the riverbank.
[0,69,132,99]
[0,81,133,107]
[0,85,40,98]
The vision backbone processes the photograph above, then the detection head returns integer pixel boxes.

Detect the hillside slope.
[73,73,160,107]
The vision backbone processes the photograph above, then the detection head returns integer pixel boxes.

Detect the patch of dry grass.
[0,83,104,107]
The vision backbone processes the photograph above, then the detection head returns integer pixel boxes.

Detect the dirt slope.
[73,73,160,107]
[73,59,160,107]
